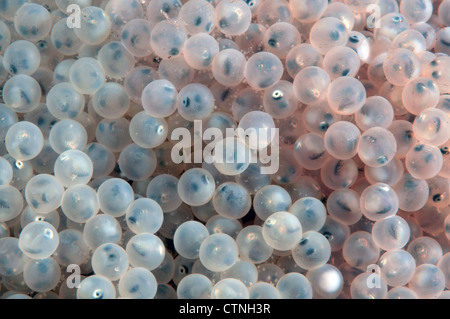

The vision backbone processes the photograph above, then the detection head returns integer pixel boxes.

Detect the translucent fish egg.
[83,143,115,179]
[230,87,263,121]
[285,43,323,78]
[264,22,301,59]
[350,272,387,299]
[3,74,42,113]
[236,225,273,264]
[125,198,163,234]
[324,121,360,160]
[24,174,64,214]
[120,19,153,58]
[402,78,440,115]
[118,143,157,181]
[244,52,284,90]
[309,17,349,55]
[238,110,276,150]
[364,157,404,186]
[126,233,165,271]
[0,237,28,277]
[97,41,135,80]
[92,82,130,120]
[173,221,209,259]
[159,204,194,239]
[212,182,251,219]
[95,118,131,153]
[97,178,134,217]
[83,214,122,250]
[249,282,281,299]
[176,274,212,299]
[178,0,215,35]
[184,33,219,70]
[50,18,83,56]
[323,46,361,80]
[214,0,252,36]
[213,137,251,177]
[289,197,327,232]
[53,229,90,267]
[5,121,43,162]
[220,260,258,287]
[413,108,450,147]
[326,189,362,226]
[327,76,366,115]
[54,150,93,187]
[14,3,52,42]
[405,144,443,180]
[320,158,358,190]
[0,0,30,22]
[375,13,410,41]
[146,0,182,27]
[118,267,157,299]
[158,56,194,92]
[77,275,116,299]
[319,216,351,252]
[145,174,182,212]
[92,243,129,281]
[46,83,85,120]
[23,258,61,293]
[393,174,429,212]
[355,96,394,131]
[293,66,330,106]
[3,40,40,76]
[292,231,331,270]
[409,264,446,298]
[391,29,427,54]
[306,264,344,299]
[407,236,443,266]
[0,104,18,140]
[399,0,433,24]
[150,20,187,60]
[199,233,239,272]
[388,120,417,159]
[74,6,112,45]
[372,215,410,251]
[289,0,327,23]
[141,79,178,118]
[253,185,292,221]
[439,0,450,27]
[178,168,216,207]
[256,0,291,27]
[378,249,416,287]
[357,127,397,168]
[262,211,302,251]
[211,49,246,87]
[177,83,214,121]
[276,272,312,299]
[386,287,418,299]
[211,278,249,299]
[343,231,380,270]
[359,183,399,221]
[69,57,105,95]
[383,48,420,86]
[18,221,59,259]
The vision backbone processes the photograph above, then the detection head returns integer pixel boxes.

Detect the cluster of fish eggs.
[1,0,450,299]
